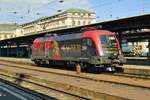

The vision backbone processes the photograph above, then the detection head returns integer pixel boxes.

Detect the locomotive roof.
[33,30,113,43]
[48,30,112,38]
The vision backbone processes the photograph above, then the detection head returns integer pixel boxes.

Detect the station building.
[0,8,96,40]
[0,8,96,57]
[0,24,18,40]
[15,8,96,36]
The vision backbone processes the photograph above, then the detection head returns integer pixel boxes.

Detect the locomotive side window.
[83,38,92,46]
[83,39,87,45]
[83,38,94,47]
[87,39,92,46]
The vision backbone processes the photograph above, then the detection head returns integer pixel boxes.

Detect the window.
[72,20,76,26]
[100,35,117,47]
[83,39,87,45]
[83,21,86,25]
[87,39,92,46]
[73,13,75,15]
[62,20,65,24]
[83,38,93,46]
[100,35,118,55]
[4,35,7,39]
[88,13,91,16]
[78,21,80,25]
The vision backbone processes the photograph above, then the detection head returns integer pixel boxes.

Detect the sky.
[0,0,150,24]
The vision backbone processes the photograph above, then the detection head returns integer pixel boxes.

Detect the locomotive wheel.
[88,67,95,73]
[115,67,124,72]
[39,61,47,67]
[80,63,87,72]
[119,63,123,66]
[111,64,124,72]
[85,64,95,73]
[75,63,88,72]
[34,60,40,65]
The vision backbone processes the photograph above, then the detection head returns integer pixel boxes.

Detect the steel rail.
[0,61,150,89]
[0,78,56,100]
[0,73,87,100]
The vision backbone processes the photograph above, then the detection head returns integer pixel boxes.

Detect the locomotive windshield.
[100,35,119,55]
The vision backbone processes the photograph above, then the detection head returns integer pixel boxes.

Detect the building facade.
[0,8,96,40]
[0,24,18,40]
[16,8,96,36]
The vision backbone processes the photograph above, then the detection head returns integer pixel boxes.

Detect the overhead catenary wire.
[0,0,150,24]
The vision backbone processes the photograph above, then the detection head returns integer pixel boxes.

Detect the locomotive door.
[82,38,89,57]
[82,38,96,58]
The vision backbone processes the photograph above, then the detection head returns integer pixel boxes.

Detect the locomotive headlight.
[106,67,115,72]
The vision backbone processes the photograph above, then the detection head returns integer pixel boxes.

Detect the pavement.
[125,57,150,66]
[0,57,33,64]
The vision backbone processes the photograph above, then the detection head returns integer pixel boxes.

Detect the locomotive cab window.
[100,35,117,47]
[100,35,119,55]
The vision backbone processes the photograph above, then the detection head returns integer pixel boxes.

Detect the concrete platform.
[125,57,147,60]
[0,57,33,65]
[0,57,150,75]
[125,57,150,66]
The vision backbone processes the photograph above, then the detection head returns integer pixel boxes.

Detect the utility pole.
[142,0,145,14]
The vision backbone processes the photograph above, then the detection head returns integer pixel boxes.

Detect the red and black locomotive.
[31,28,126,72]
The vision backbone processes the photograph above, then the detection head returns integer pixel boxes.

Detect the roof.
[62,8,95,14]
[21,8,95,26]
[0,24,18,31]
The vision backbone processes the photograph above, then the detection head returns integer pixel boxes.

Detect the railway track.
[0,60,150,88]
[0,60,150,100]
[0,79,56,100]
[0,64,125,100]
[0,74,87,100]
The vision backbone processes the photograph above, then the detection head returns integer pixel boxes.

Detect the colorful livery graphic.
[31,29,126,72]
